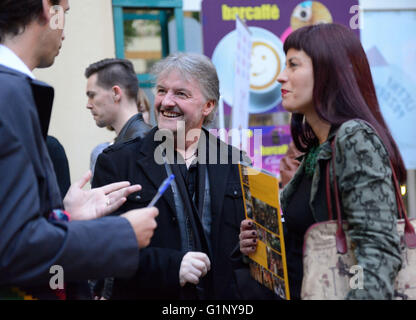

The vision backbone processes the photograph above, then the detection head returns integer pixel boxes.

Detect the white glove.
[179,252,211,287]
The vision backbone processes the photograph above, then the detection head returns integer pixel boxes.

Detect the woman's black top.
[283,173,316,300]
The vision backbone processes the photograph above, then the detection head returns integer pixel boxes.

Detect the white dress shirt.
[0,44,35,79]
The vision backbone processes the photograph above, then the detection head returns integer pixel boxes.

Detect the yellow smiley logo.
[250,41,281,91]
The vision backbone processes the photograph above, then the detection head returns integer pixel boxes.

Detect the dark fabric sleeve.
[335,122,402,299]
[92,152,119,202]
[92,151,131,217]
[0,118,140,287]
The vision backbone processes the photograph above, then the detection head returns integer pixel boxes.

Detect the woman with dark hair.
[239,23,404,299]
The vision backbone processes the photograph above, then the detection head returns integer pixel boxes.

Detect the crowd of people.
[0,0,407,300]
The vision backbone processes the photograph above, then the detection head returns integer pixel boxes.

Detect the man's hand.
[63,170,141,220]
[122,207,159,248]
[179,252,211,287]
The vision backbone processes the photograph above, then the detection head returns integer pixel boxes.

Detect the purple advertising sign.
[208,125,291,177]
[202,0,359,115]
[250,125,292,176]
[202,0,359,177]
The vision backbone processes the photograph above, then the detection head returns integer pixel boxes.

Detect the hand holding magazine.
[238,162,290,300]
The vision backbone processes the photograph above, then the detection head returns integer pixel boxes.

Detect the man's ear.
[112,86,122,102]
[202,100,216,117]
[39,0,53,24]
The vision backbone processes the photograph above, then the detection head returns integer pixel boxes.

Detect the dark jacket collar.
[136,126,176,214]
[0,65,54,139]
[138,126,217,158]
[115,113,151,144]
[136,126,236,217]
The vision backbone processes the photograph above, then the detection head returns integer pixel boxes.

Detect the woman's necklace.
[304,144,322,178]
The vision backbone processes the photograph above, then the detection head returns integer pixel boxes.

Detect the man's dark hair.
[85,58,139,103]
[0,0,61,43]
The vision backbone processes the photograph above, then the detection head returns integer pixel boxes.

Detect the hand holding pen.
[143,174,175,208]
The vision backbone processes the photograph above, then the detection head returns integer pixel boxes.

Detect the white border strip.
[360,0,416,10]
[183,0,202,12]
[184,0,416,12]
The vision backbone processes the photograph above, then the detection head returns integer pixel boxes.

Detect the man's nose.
[161,91,175,107]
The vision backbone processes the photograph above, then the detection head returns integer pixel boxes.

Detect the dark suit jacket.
[93,126,256,299]
[0,65,140,294]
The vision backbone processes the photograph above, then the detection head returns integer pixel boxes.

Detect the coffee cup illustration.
[212,27,285,113]
[249,39,283,112]
[251,41,281,91]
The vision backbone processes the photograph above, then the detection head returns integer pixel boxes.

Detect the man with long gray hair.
[92,52,269,299]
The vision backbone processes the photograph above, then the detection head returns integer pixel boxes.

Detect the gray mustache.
[158,107,183,115]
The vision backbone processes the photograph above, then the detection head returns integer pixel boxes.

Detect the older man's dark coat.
[93,126,276,299]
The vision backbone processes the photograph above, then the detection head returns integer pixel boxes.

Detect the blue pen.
[145,174,175,207]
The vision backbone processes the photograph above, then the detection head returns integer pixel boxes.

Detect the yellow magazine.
[238,162,290,300]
